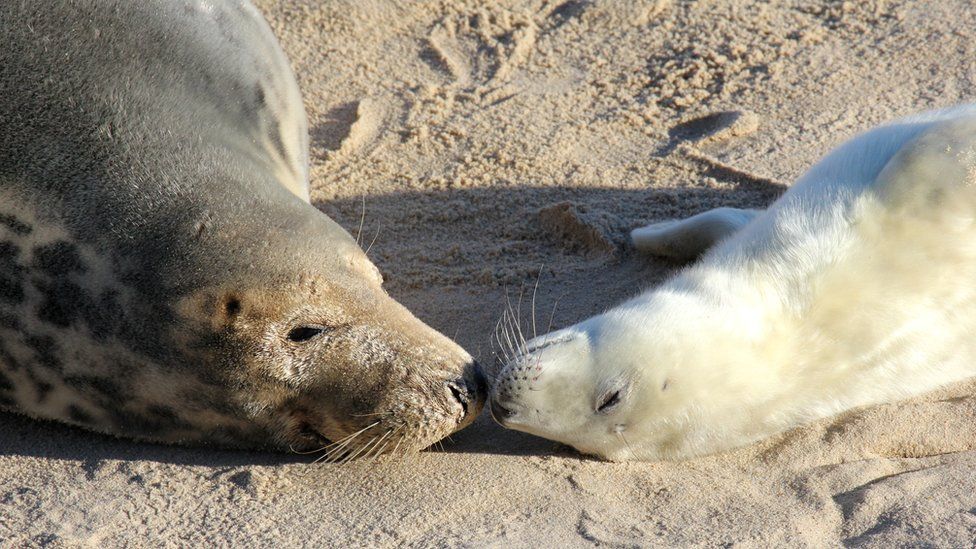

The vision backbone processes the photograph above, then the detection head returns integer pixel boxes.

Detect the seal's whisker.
[328,434,372,464]
[350,411,394,418]
[510,286,530,357]
[316,439,354,464]
[303,431,356,457]
[532,295,565,377]
[546,295,563,336]
[344,433,383,464]
[508,309,522,360]
[317,422,376,451]
[497,309,516,365]
[364,222,382,256]
[316,439,355,464]
[492,313,512,366]
[514,284,526,347]
[337,436,375,464]
[291,443,330,455]
[503,308,521,362]
[504,290,524,356]
[616,430,633,454]
[371,439,393,461]
[315,420,380,464]
[530,264,544,340]
[356,194,366,246]
[367,431,393,461]
[370,430,393,458]
[390,430,406,457]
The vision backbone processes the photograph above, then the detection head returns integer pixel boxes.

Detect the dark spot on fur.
[0,370,14,392]
[33,380,53,402]
[0,242,24,304]
[213,424,254,445]
[224,295,242,317]
[0,312,18,331]
[0,394,16,408]
[34,278,87,327]
[67,404,94,424]
[33,241,86,276]
[79,291,123,341]
[0,241,19,261]
[109,404,192,436]
[145,404,184,422]
[65,375,123,402]
[24,334,61,371]
[0,214,31,236]
[0,272,24,304]
[0,341,21,371]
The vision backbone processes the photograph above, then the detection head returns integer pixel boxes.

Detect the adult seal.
[0,0,485,457]
[490,105,976,461]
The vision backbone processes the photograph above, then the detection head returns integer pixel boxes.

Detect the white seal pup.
[0,0,485,458]
[490,104,976,461]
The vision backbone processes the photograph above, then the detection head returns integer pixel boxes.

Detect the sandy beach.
[3,0,976,545]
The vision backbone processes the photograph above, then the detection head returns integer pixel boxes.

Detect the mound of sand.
[3,0,976,545]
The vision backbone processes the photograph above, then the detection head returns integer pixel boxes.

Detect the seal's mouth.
[295,420,331,447]
[489,397,517,425]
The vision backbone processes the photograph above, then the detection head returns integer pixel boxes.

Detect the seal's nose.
[447,361,487,424]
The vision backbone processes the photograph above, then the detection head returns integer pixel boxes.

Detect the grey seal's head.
[0,0,484,458]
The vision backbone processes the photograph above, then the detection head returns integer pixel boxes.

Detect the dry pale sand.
[4,0,976,546]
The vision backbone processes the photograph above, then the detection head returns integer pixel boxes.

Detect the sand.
[4,0,976,546]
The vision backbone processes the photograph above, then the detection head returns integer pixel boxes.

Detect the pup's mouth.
[488,397,518,425]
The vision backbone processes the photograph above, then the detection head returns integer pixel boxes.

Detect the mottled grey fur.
[0,0,484,453]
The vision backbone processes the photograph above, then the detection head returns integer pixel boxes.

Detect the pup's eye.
[596,390,622,414]
[286,325,327,343]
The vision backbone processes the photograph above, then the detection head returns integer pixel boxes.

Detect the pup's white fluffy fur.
[491,105,976,461]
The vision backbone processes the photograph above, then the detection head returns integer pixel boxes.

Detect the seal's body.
[491,105,976,461]
[0,0,484,455]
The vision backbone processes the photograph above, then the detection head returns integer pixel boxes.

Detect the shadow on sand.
[0,178,784,466]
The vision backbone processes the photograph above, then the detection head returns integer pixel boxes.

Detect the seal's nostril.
[447,382,469,416]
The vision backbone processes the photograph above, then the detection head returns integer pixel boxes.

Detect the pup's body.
[491,105,976,461]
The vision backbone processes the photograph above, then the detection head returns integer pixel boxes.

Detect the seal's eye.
[596,390,622,414]
[287,325,327,343]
